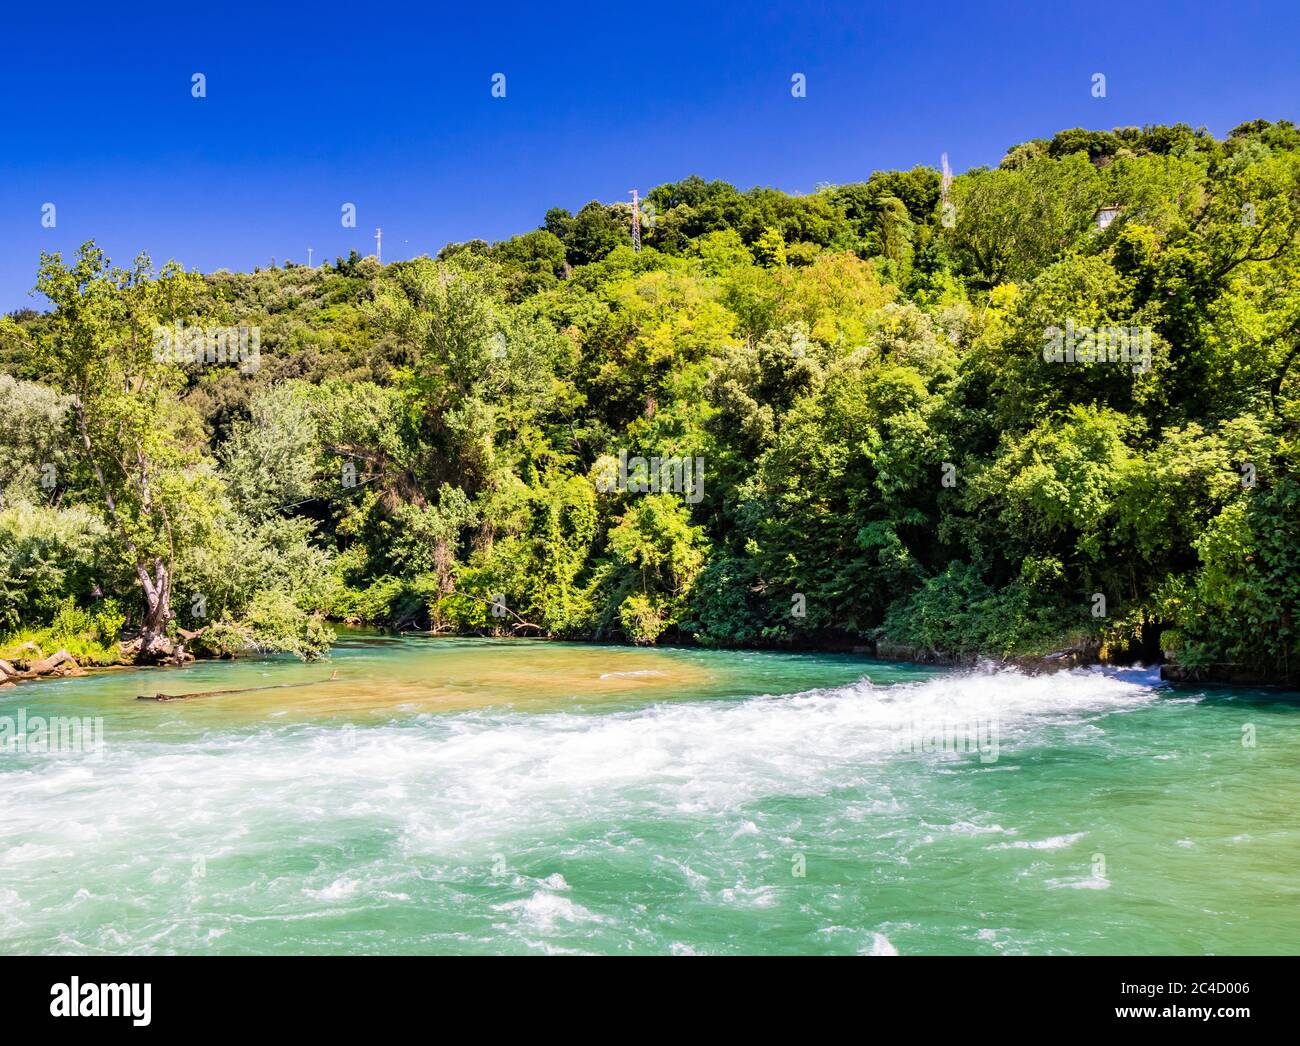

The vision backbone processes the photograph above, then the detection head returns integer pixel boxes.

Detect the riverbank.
[866,635,1300,689]
[3,622,1293,692]
[0,648,91,686]
[0,632,198,690]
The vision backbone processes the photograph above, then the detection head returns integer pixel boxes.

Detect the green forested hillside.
[3,121,1299,680]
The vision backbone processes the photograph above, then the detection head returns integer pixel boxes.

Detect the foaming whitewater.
[4,650,1295,956]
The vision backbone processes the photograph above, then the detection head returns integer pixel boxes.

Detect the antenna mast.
[375,227,383,264]
[629,190,641,252]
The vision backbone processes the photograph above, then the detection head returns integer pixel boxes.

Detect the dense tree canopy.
[3,120,1299,680]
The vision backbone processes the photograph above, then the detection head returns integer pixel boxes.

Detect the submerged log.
[138,670,339,702]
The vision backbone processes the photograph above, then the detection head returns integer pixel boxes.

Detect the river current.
[2,634,1296,954]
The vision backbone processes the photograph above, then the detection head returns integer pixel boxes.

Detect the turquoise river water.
[1,632,1297,954]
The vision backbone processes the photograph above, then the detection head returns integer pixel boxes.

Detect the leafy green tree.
[949,153,1104,286]
[753,227,788,267]
[605,494,707,643]
[0,374,72,506]
[35,244,211,650]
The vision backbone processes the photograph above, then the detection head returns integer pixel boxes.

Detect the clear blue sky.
[2,0,1297,310]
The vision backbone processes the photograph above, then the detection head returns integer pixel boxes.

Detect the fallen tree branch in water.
[137,669,339,702]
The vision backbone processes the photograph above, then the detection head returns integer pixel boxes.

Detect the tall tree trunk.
[139,557,173,638]
[76,402,176,659]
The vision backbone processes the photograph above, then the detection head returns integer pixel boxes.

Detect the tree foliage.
[6,120,1300,678]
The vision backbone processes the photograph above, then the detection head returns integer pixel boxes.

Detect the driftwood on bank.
[0,626,207,690]
[137,670,339,702]
[1,648,87,686]
[31,649,85,676]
